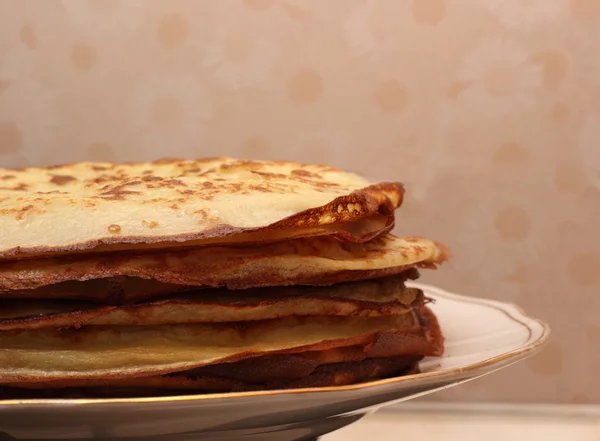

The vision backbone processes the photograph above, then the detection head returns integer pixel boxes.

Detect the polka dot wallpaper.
[0,0,598,404]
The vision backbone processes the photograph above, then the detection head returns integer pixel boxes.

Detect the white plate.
[0,284,550,441]
[417,282,547,375]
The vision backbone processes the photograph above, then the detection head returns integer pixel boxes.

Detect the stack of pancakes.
[0,158,448,398]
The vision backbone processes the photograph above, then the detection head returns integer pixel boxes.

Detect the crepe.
[0,275,425,330]
[0,158,404,260]
[5,331,435,391]
[0,308,441,383]
[0,357,423,398]
[0,235,448,298]
[0,306,443,396]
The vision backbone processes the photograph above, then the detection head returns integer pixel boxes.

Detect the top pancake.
[0,158,404,260]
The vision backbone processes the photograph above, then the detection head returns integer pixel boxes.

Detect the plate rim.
[0,284,550,407]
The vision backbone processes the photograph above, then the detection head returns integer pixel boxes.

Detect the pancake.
[0,305,444,383]
[3,305,442,394]
[0,234,448,296]
[0,275,425,330]
[5,348,424,391]
[0,357,422,398]
[0,158,404,260]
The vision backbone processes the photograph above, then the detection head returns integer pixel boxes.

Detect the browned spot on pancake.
[50,175,76,186]
[195,209,209,221]
[291,169,321,179]
[251,171,287,179]
[164,179,185,186]
[15,204,34,220]
[107,224,122,234]
[34,191,64,195]
[98,181,143,200]
[153,158,183,165]
[0,182,28,191]
[142,176,162,182]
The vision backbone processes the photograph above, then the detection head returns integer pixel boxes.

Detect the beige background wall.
[0,0,598,404]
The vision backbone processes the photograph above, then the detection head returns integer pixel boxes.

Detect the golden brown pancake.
[4,305,442,396]
[0,235,448,295]
[0,357,422,398]
[0,158,404,260]
[0,275,425,330]
[0,309,438,383]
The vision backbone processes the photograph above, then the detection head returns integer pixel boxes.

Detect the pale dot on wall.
[504,265,530,283]
[208,102,235,125]
[287,69,323,104]
[152,98,183,129]
[570,0,600,20]
[583,184,600,204]
[0,122,23,154]
[88,0,120,13]
[71,44,97,72]
[446,81,471,99]
[443,126,471,155]
[484,68,515,98]
[224,37,254,63]
[557,219,579,235]
[531,50,568,89]
[549,102,571,125]
[411,0,447,25]
[242,136,271,157]
[494,206,531,241]
[398,133,418,147]
[280,2,313,21]
[492,142,530,167]
[19,25,37,50]
[158,14,188,49]
[554,163,588,193]
[374,80,408,114]
[242,0,274,10]
[525,341,563,376]
[566,252,600,286]
[0,81,10,95]
[586,325,600,341]
[86,142,116,162]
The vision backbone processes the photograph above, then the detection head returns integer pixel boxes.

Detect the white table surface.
[322,403,600,441]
